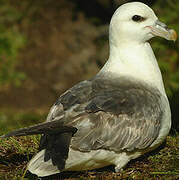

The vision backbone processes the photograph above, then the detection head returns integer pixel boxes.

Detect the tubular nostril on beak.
[155,20,168,29]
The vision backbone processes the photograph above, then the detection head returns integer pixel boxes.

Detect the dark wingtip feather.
[0,120,77,138]
[0,129,28,138]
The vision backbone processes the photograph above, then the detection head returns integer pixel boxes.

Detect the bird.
[1,2,177,177]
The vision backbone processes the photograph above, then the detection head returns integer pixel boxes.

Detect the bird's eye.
[132,15,145,22]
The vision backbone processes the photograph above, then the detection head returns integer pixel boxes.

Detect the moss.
[0,134,178,179]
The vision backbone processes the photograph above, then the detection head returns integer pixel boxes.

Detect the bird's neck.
[98,42,166,96]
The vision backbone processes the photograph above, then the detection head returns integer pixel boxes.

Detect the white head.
[99,2,177,95]
[109,2,177,46]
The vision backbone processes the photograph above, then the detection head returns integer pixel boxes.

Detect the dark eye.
[132,15,145,22]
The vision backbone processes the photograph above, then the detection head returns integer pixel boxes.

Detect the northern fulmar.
[1,2,177,177]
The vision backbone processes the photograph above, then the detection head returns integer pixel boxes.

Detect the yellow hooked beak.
[148,20,177,41]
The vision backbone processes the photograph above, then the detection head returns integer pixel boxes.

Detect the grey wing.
[70,87,163,152]
[44,80,163,152]
[39,79,163,170]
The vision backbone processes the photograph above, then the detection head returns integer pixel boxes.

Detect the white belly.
[28,148,141,177]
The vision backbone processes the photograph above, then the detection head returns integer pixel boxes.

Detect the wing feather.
[43,78,163,153]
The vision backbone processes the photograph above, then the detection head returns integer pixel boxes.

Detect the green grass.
[0,111,178,180]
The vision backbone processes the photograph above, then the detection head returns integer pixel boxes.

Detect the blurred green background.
[0,0,178,133]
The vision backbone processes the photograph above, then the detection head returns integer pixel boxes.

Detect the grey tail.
[0,120,77,138]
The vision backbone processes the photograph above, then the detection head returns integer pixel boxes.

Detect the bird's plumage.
[48,77,163,153]
[1,2,176,177]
